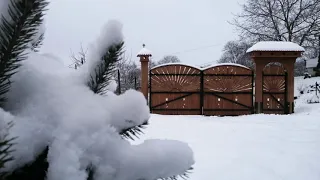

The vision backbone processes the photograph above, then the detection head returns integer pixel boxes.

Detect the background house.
[306,58,318,76]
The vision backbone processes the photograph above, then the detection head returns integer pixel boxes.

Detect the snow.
[79,20,124,84]
[151,63,202,70]
[134,102,320,180]
[306,58,318,68]
[0,21,194,180]
[137,47,152,56]
[246,41,305,53]
[306,94,320,104]
[151,62,251,71]
[294,76,320,97]
[202,63,251,70]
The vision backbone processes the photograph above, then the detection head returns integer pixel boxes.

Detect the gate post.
[247,41,304,114]
[137,44,152,100]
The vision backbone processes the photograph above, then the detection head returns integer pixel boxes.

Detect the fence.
[116,69,140,95]
[310,82,320,96]
[315,82,320,96]
[149,64,255,116]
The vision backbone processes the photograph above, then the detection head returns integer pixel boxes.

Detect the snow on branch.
[0,10,195,178]
[124,139,195,180]
[80,20,124,84]
[2,48,194,180]
[105,90,150,138]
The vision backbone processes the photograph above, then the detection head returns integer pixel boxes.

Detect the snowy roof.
[246,41,305,53]
[306,58,318,68]
[137,46,152,57]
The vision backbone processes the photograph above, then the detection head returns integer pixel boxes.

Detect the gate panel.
[203,65,254,116]
[262,63,288,114]
[150,64,201,115]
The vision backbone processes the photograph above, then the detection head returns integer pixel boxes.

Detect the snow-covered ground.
[133,76,320,180]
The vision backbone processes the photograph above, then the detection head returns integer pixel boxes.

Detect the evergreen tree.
[0,0,49,179]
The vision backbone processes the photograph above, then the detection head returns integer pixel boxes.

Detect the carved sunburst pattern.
[203,65,253,92]
[263,78,285,92]
[262,63,286,112]
[150,65,201,92]
[263,63,286,92]
[263,62,286,75]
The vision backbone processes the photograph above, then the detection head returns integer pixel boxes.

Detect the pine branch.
[0,0,49,108]
[87,41,124,95]
[157,167,193,180]
[31,32,44,52]
[120,121,148,140]
[4,146,49,180]
[0,121,17,179]
[86,164,95,180]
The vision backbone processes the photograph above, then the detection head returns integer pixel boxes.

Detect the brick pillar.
[137,44,152,100]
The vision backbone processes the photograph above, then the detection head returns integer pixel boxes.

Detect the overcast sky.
[41,0,246,66]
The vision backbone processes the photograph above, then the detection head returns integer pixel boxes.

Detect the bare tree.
[69,43,88,69]
[232,0,320,48]
[294,59,306,76]
[149,59,157,69]
[218,40,254,68]
[116,51,141,92]
[157,55,181,65]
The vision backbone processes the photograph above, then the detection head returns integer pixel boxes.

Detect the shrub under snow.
[0,20,194,180]
[307,94,320,104]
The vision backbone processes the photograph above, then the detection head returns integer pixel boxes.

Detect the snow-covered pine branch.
[0,6,194,180]
[0,0,49,108]
[79,20,124,95]
[78,20,150,140]
[87,41,124,95]
[30,22,46,52]
[105,89,150,140]
[0,110,16,179]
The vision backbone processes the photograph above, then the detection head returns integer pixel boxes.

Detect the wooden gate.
[149,64,254,116]
[262,63,288,114]
[203,65,254,116]
[149,64,201,115]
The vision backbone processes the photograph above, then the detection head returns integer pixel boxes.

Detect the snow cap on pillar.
[247,41,305,58]
[246,41,305,53]
[137,44,152,58]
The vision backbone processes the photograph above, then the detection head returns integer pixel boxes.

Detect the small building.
[306,58,319,76]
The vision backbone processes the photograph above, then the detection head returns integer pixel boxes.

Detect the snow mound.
[307,94,320,104]
[1,20,194,180]
[246,41,305,53]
